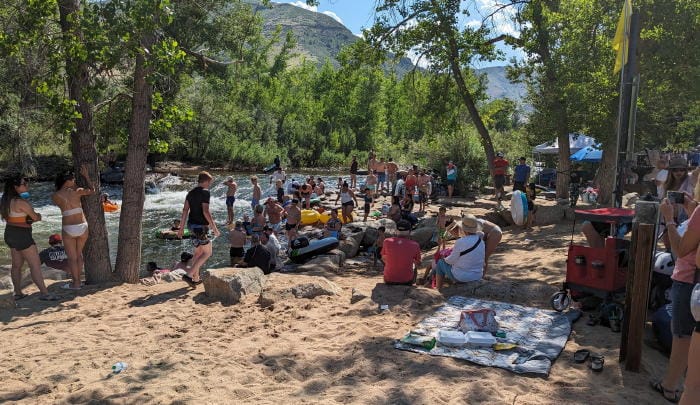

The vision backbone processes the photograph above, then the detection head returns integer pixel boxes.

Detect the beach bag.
[458,308,498,333]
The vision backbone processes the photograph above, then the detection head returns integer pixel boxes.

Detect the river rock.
[416,216,437,230]
[327,249,346,267]
[361,227,379,247]
[259,273,341,308]
[536,204,569,225]
[338,229,364,258]
[375,218,397,233]
[0,289,15,309]
[202,267,266,305]
[409,227,436,250]
[296,254,343,273]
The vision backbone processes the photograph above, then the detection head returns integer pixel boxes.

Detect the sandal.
[650,381,680,403]
[589,354,604,372]
[13,293,28,300]
[573,349,590,363]
[182,275,196,288]
[39,293,60,301]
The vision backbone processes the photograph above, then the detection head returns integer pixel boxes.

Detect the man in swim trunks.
[285,199,301,240]
[178,171,220,286]
[365,171,378,198]
[264,197,285,231]
[376,157,387,192]
[404,169,417,196]
[350,156,358,189]
[386,158,398,194]
[228,221,246,266]
[250,175,261,210]
[416,170,431,212]
[224,176,237,225]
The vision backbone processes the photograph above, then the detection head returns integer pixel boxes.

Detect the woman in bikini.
[52,165,94,290]
[1,176,57,301]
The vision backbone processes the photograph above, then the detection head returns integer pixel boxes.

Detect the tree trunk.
[554,128,571,200]
[596,141,618,205]
[58,0,113,283]
[115,33,156,284]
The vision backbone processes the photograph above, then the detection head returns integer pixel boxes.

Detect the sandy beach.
[0,193,669,404]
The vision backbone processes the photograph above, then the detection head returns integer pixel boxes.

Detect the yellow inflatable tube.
[300,209,320,225]
[318,210,353,224]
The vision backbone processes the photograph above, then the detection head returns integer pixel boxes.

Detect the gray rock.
[0,289,15,309]
[416,216,437,229]
[296,254,343,273]
[375,218,397,233]
[350,288,367,304]
[536,204,568,225]
[361,227,379,247]
[327,249,346,267]
[259,273,341,307]
[202,267,266,305]
[409,227,436,250]
[337,229,364,258]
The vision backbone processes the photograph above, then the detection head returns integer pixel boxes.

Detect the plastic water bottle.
[112,362,128,373]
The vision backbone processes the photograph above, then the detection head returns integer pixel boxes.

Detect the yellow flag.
[612,0,632,74]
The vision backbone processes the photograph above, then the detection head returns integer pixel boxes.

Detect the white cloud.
[322,10,343,25]
[289,1,317,12]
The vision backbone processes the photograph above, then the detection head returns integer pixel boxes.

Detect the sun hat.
[48,234,62,245]
[448,214,482,234]
[668,157,688,169]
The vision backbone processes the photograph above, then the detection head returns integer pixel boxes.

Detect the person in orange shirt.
[493,152,509,209]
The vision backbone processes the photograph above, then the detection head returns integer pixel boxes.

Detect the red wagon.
[550,208,635,312]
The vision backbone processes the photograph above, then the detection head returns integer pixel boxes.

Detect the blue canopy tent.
[570,145,602,162]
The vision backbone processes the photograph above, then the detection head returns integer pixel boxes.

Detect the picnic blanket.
[394,296,571,376]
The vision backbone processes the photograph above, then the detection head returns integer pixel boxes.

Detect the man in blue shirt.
[512,157,531,192]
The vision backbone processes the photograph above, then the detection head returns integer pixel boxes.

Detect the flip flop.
[589,354,604,372]
[13,293,28,300]
[182,275,196,288]
[573,349,590,363]
[39,293,60,301]
[650,381,681,403]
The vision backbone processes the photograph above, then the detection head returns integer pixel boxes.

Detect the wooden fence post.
[620,201,658,371]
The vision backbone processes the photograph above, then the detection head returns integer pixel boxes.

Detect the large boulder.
[0,289,15,309]
[409,227,436,250]
[375,218,397,233]
[259,273,341,308]
[337,229,364,258]
[415,216,437,230]
[361,226,379,247]
[202,267,266,305]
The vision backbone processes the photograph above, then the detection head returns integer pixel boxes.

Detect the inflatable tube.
[309,197,321,206]
[289,237,340,264]
[102,202,119,213]
[156,228,191,240]
[521,191,529,221]
[510,190,527,226]
[318,211,354,224]
[300,209,320,225]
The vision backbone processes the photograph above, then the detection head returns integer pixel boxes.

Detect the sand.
[0,193,669,404]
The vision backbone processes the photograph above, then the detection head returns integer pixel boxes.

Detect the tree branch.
[182,47,239,71]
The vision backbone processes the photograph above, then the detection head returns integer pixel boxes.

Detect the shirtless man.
[386,158,399,194]
[416,170,431,212]
[365,171,378,198]
[228,221,246,266]
[376,157,387,192]
[368,151,377,172]
[52,165,94,290]
[404,169,417,197]
[285,199,301,240]
[250,175,261,210]
[264,197,285,232]
[224,176,237,225]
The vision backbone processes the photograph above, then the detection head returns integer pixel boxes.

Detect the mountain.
[256,2,524,102]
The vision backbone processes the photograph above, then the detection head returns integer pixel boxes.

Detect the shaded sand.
[1,193,669,404]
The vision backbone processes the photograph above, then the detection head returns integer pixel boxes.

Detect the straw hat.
[448,214,482,234]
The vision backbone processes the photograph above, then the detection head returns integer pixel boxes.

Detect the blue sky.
[275,0,522,68]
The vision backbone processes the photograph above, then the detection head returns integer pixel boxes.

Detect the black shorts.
[364,203,371,214]
[285,222,297,231]
[229,247,244,258]
[4,225,35,250]
[494,175,506,189]
[527,200,534,211]
[342,201,354,208]
[513,181,526,192]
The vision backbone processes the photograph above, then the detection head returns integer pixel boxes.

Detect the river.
[0,171,351,272]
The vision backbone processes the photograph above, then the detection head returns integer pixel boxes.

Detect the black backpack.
[291,236,309,249]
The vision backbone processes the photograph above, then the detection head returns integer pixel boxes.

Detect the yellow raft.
[318,211,354,224]
[300,209,320,225]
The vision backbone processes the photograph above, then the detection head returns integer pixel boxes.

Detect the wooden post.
[620,201,657,371]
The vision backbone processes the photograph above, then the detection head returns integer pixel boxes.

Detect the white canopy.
[533,133,598,155]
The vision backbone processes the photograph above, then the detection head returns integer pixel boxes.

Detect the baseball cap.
[49,234,62,245]
[396,219,412,232]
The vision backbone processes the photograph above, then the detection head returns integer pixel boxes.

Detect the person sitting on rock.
[381,219,422,285]
[324,208,342,239]
[39,234,68,272]
[432,214,486,289]
[240,234,272,274]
